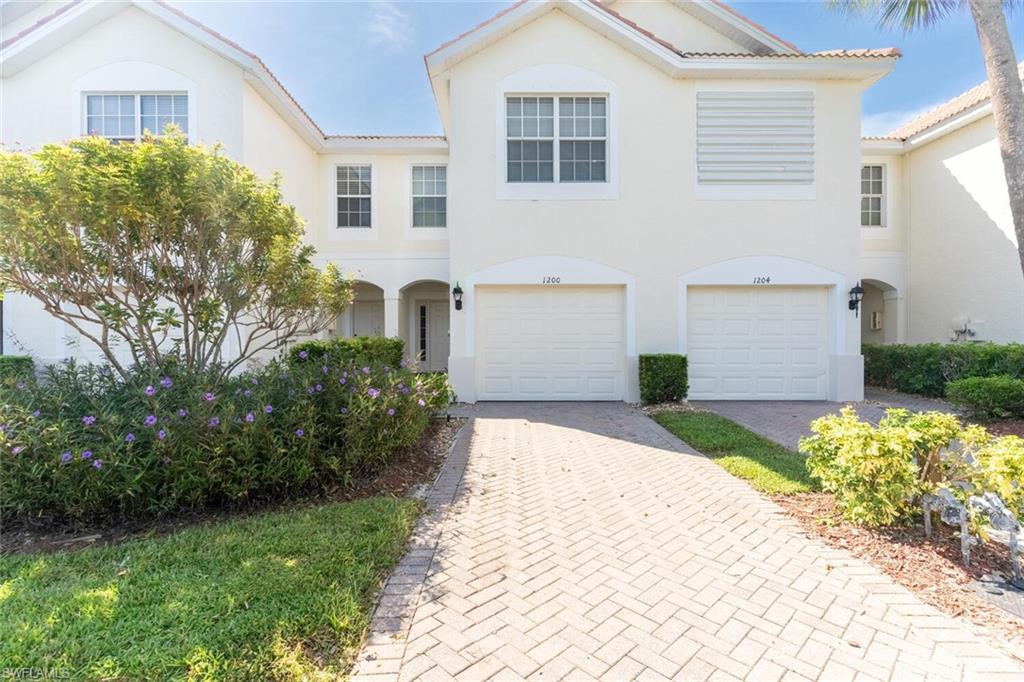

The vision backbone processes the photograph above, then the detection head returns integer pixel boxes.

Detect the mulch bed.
[774,492,1024,657]
[986,419,1024,439]
[1,416,464,556]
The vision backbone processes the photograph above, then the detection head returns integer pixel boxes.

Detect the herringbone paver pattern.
[351,403,1022,681]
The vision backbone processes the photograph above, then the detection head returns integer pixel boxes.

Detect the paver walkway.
[696,389,959,451]
[351,403,1022,681]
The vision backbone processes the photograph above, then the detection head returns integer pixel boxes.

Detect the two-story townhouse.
[859,63,1024,346]
[7,0,1012,405]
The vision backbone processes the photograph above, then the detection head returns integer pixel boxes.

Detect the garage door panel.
[687,286,829,400]
[477,286,625,401]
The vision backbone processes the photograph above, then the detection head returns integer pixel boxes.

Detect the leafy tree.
[0,130,352,378]
[833,0,1024,279]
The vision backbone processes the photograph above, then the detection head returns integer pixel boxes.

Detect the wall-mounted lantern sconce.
[848,282,865,317]
[452,282,464,311]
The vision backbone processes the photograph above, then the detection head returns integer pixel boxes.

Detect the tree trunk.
[968,0,1024,281]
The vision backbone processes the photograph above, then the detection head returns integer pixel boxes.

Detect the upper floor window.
[412,165,447,227]
[337,165,372,228]
[85,93,188,142]
[696,91,814,200]
[860,164,885,227]
[506,95,606,183]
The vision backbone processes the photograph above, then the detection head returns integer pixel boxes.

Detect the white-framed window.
[85,93,188,142]
[412,165,447,228]
[506,95,607,184]
[860,164,885,227]
[337,165,372,228]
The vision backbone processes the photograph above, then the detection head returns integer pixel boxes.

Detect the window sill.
[496,180,618,201]
[405,226,449,241]
[860,226,894,240]
[328,226,378,242]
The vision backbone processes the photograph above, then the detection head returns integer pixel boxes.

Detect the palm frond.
[826,0,965,32]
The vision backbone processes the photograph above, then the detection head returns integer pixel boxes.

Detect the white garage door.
[687,286,829,400]
[476,286,625,400]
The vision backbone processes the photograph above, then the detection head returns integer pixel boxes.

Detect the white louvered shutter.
[696,91,814,186]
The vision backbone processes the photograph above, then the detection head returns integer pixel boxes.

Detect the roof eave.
[673,56,898,82]
[321,137,449,154]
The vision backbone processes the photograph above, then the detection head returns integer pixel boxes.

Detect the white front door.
[417,301,449,372]
[352,301,384,337]
[475,285,625,400]
[687,285,829,400]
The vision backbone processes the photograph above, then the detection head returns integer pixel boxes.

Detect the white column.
[384,296,400,338]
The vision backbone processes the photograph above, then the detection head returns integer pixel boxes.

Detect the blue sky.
[169,1,1023,137]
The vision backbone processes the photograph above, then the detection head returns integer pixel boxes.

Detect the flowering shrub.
[0,355,451,522]
[288,336,405,369]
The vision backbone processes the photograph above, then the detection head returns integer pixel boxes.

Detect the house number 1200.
[542,276,561,284]
[753,276,771,284]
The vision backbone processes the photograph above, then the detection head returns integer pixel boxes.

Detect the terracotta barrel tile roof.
[887,62,1024,140]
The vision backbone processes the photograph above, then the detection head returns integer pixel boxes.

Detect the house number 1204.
[542,276,561,284]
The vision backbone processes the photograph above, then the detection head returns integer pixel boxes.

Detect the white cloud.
[365,1,413,50]
[861,101,943,137]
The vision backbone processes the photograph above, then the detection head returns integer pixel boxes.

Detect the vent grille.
[696,91,814,186]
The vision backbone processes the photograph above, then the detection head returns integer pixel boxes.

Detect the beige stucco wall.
[443,8,865,400]
[903,116,1023,343]
[606,0,751,54]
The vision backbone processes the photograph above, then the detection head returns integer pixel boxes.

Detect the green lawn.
[653,411,818,494]
[0,497,421,680]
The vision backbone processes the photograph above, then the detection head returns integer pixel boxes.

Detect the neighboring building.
[860,63,1024,346]
[1,0,1016,403]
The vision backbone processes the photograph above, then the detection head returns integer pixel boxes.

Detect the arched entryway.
[400,280,450,372]
[337,281,385,338]
[861,278,900,344]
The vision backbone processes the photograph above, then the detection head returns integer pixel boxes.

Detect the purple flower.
[31,410,40,418]
[161,456,171,465]
[315,383,323,392]
[264,405,273,414]
[157,429,167,441]
[401,387,409,395]
[92,459,103,470]
[125,432,136,443]
[82,415,97,426]
[160,376,173,389]
[243,389,252,398]
[208,416,220,428]
[387,408,396,417]
[203,392,215,402]
[60,451,72,464]
[306,386,315,395]
[245,412,255,423]
[340,407,349,414]
[295,428,305,438]
[15,382,26,390]
[11,445,23,455]
[418,399,426,407]
[144,415,157,427]
[144,385,156,397]
[178,408,188,418]
[81,450,93,460]
[251,377,259,385]
[339,377,347,385]
[367,388,380,399]
[362,366,370,375]
[298,350,309,360]
[321,366,329,375]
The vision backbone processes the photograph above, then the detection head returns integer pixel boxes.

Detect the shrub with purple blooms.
[0,354,452,522]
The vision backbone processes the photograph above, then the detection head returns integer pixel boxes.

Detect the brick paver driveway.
[696,389,959,451]
[351,403,1021,682]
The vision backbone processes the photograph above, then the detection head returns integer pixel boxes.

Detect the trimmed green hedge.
[288,336,405,369]
[863,343,1024,398]
[0,356,34,383]
[639,354,688,404]
[946,376,1024,420]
